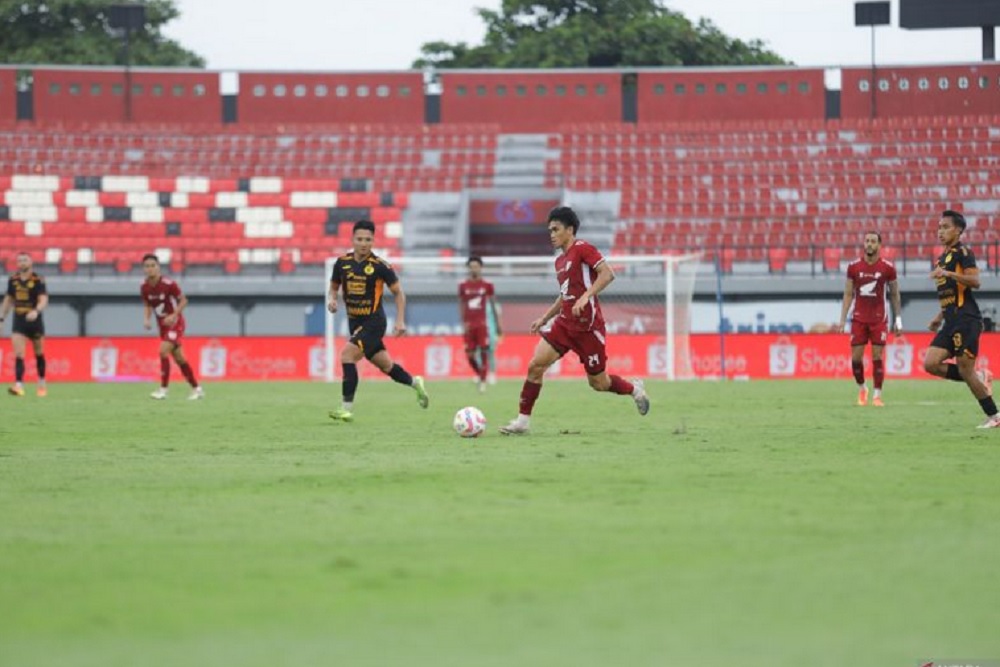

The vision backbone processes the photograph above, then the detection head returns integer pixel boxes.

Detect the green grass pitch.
[1,379,998,667]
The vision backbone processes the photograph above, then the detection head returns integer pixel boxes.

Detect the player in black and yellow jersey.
[0,252,49,397]
[922,210,1000,429]
[326,219,429,422]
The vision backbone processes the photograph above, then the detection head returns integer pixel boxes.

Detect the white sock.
[342,401,353,411]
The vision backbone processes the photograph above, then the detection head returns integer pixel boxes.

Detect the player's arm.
[838,278,854,333]
[388,280,407,335]
[931,264,980,289]
[530,296,563,334]
[143,301,153,330]
[457,289,467,331]
[571,261,615,317]
[27,293,48,322]
[163,292,187,327]
[0,293,11,324]
[489,296,502,336]
[888,280,903,334]
[327,280,340,313]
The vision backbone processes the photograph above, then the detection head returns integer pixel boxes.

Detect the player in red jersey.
[140,253,203,400]
[838,231,902,407]
[499,207,649,435]
[458,256,502,393]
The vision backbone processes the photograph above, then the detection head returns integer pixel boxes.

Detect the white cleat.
[499,418,530,436]
[478,380,487,394]
[188,386,205,400]
[413,376,429,409]
[631,378,650,416]
[150,388,168,400]
[976,414,1000,429]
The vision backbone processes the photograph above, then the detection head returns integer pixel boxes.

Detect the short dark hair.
[141,253,159,264]
[942,209,967,231]
[865,230,882,243]
[16,251,30,258]
[548,206,580,235]
[353,219,376,235]
[466,256,483,267]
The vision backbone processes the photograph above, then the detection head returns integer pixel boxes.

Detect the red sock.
[872,359,884,390]
[518,380,542,415]
[178,362,199,388]
[852,360,865,385]
[160,357,171,387]
[478,347,489,382]
[609,375,634,395]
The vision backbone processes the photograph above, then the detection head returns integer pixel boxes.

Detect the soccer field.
[1,379,998,667]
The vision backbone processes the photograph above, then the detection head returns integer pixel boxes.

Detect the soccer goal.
[323,253,701,382]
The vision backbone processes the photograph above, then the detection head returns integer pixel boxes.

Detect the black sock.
[946,365,963,382]
[15,358,25,382]
[979,396,998,417]
[36,355,46,380]
[342,363,358,402]
[387,363,413,386]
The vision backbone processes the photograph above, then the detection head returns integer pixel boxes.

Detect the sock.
[851,360,865,386]
[160,357,171,387]
[35,355,46,381]
[178,361,199,388]
[387,363,413,386]
[978,395,998,417]
[466,352,481,376]
[518,380,542,416]
[608,375,634,395]
[945,364,963,382]
[872,359,884,390]
[478,347,489,382]
[342,362,358,402]
[15,357,25,383]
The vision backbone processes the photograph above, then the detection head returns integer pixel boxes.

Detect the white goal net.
[323,253,701,382]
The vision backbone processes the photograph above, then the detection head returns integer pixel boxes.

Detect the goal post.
[323,253,701,382]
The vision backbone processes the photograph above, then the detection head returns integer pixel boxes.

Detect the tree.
[413,0,789,69]
[0,0,204,67]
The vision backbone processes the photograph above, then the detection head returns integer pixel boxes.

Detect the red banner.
[2,333,997,382]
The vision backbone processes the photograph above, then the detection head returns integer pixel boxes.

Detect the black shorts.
[931,316,983,360]
[347,315,387,361]
[12,314,45,339]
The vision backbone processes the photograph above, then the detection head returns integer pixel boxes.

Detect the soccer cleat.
[976,414,1000,429]
[631,378,650,416]
[328,407,354,422]
[150,388,168,400]
[36,386,47,398]
[413,376,429,409]
[478,380,487,394]
[872,395,884,407]
[499,418,530,436]
[188,386,205,400]
[8,385,25,397]
[857,386,869,406]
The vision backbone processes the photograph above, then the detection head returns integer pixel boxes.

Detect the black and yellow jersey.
[6,271,47,316]
[330,253,398,320]
[935,242,981,320]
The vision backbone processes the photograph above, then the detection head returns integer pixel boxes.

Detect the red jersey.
[141,276,186,326]
[458,279,495,328]
[846,256,897,324]
[555,240,606,332]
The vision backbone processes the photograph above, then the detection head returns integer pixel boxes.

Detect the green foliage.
[1,380,998,665]
[414,0,789,69]
[0,0,204,67]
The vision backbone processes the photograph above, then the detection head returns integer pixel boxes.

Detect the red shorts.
[159,320,186,345]
[542,317,608,375]
[463,323,488,350]
[850,320,888,347]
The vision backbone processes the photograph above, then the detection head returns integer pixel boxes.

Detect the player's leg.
[170,344,203,399]
[499,337,561,435]
[32,334,47,397]
[8,332,27,396]
[923,346,961,380]
[330,341,364,421]
[579,330,650,415]
[471,324,488,391]
[463,327,482,380]
[849,321,869,405]
[951,322,1000,428]
[870,344,885,406]
[150,339,174,399]
[369,347,429,409]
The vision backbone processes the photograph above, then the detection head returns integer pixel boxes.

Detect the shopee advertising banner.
[3,333,997,382]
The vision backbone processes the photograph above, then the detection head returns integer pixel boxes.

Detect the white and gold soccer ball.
[453,406,487,438]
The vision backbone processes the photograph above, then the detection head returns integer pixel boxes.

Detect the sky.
[162,0,990,73]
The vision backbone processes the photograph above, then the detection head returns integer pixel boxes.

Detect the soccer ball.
[453,406,487,438]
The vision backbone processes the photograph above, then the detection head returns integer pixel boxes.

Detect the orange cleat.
[857,386,869,406]
[872,395,884,407]
[36,386,48,398]
[8,385,24,397]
